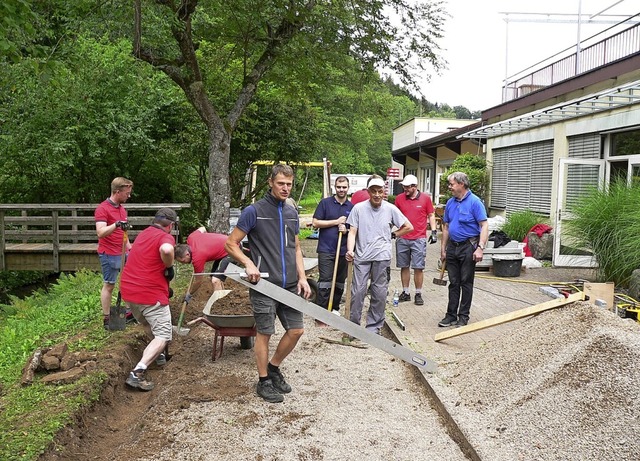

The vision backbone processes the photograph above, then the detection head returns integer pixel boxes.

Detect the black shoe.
[155,353,167,366]
[438,316,457,327]
[257,379,284,403]
[414,293,424,306]
[126,369,155,391]
[103,316,109,330]
[267,368,292,394]
[398,292,411,302]
[455,318,468,327]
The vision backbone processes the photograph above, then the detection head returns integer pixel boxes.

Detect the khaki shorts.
[127,301,173,341]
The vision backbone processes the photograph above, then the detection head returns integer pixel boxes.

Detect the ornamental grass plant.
[501,210,550,242]
[567,180,640,286]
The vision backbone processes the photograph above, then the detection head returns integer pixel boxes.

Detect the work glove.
[428,230,438,244]
[164,266,175,282]
[115,220,131,231]
[184,293,193,304]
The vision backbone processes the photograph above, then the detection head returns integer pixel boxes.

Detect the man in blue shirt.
[312,176,353,317]
[438,172,488,328]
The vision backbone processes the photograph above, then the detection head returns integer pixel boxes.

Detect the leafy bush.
[501,210,550,242]
[567,180,640,285]
[439,153,489,205]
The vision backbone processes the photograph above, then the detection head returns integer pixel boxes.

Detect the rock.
[60,354,78,371]
[527,232,553,260]
[46,342,68,360]
[41,367,85,385]
[41,355,61,371]
[629,269,640,301]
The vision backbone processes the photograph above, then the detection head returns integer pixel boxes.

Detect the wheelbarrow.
[186,289,256,361]
[303,257,319,303]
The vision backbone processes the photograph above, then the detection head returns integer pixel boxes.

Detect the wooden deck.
[0,204,189,272]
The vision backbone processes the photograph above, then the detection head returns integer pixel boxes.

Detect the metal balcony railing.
[502,14,640,102]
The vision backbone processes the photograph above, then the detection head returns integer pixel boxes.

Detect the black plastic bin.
[492,255,523,277]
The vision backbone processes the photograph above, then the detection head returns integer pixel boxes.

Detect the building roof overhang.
[462,75,640,139]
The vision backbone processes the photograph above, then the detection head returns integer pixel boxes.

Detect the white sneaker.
[332,310,341,316]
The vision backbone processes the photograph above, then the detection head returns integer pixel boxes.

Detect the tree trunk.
[207,125,232,233]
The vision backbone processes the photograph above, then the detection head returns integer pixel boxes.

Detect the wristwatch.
[478,242,486,250]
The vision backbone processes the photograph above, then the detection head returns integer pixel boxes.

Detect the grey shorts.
[127,301,173,341]
[396,238,427,270]
[249,288,304,335]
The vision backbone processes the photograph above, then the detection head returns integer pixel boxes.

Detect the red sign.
[387,168,400,178]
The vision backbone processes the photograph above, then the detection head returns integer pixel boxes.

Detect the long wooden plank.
[434,291,585,342]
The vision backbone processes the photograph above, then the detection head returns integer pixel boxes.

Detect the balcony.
[502,13,640,103]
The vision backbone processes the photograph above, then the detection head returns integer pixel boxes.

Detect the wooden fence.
[0,204,190,272]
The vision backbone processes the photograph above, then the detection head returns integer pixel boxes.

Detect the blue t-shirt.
[444,191,487,242]
[312,196,353,255]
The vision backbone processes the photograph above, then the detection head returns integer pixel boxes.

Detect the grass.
[0,270,116,460]
[567,180,640,285]
[501,210,550,242]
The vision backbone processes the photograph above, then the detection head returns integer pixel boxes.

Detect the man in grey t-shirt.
[345,178,413,334]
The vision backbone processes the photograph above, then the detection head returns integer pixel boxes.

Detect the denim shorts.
[250,288,304,335]
[127,301,173,341]
[99,253,122,284]
[395,238,427,270]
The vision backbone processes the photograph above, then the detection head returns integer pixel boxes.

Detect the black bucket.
[492,255,523,277]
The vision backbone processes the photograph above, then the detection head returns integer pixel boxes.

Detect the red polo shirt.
[186,231,229,273]
[394,191,434,240]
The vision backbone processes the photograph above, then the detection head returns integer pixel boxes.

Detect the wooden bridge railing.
[0,204,190,272]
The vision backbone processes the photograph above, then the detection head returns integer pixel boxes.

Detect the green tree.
[132,0,446,232]
[439,153,489,205]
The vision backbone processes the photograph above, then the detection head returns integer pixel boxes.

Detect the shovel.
[108,229,128,331]
[173,275,196,336]
[433,259,448,287]
[203,289,232,316]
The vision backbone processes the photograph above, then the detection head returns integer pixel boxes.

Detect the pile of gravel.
[433,302,640,461]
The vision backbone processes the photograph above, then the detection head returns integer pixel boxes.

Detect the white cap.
[400,174,418,186]
[367,178,385,189]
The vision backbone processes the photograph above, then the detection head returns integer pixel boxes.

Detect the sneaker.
[267,368,292,394]
[103,316,109,330]
[414,293,424,306]
[438,316,457,327]
[331,310,341,316]
[125,309,137,324]
[455,318,468,327]
[125,369,155,391]
[399,292,411,302]
[257,379,284,403]
[155,353,167,366]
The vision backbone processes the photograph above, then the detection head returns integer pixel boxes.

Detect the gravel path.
[129,317,466,461]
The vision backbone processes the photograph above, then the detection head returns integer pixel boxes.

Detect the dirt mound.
[438,302,640,461]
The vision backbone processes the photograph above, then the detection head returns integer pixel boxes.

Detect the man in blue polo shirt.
[312,176,353,317]
[439,171,488,328]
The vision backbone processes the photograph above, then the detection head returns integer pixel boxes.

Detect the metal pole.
[576,0,582,74]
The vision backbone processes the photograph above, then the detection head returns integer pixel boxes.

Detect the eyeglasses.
[402,185,416,189]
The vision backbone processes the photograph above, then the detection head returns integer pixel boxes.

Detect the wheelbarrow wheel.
[240,336,254,350]
[307,278,318,303]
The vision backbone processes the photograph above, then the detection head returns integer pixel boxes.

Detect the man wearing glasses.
[438,172,488,328]
[394,174,437,306]
[312,176,353,318]
[346,178,413,334]
[95,177,133,329]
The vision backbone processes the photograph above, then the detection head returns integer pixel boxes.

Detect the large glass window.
[611,129,640,157]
